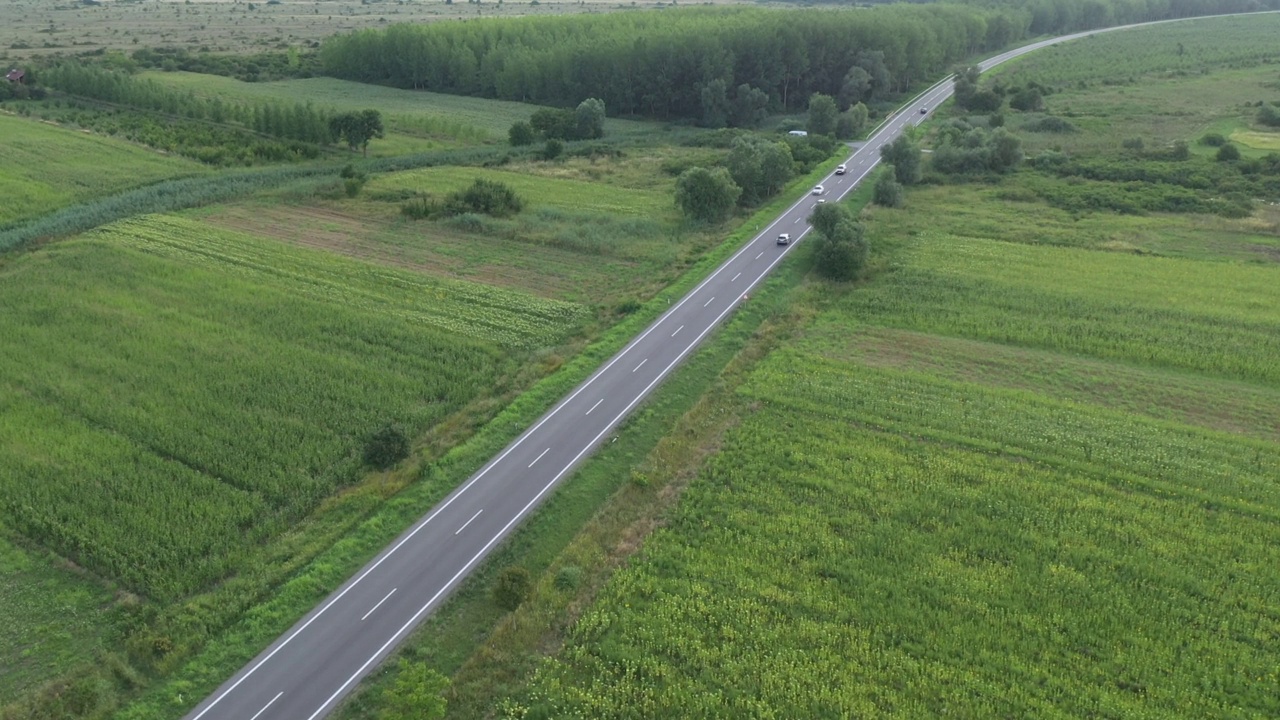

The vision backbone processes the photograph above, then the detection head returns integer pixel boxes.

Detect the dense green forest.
[318,0,1278,122]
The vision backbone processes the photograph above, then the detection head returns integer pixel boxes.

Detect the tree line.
[317,0,1272,124]
[40,61,333,145]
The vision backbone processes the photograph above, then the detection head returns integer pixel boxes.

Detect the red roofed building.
[5,69,25,84]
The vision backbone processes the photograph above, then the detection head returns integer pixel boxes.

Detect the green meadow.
[0,214,585,602]
[507,16,1280,717]
[0,113,206,227]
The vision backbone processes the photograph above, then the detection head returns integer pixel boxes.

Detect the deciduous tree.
[330,109,384,156]
[807,93,838,137]
[675,167,741,223]
[881,135,922,184]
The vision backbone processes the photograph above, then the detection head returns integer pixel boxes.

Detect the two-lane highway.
[185,16,1247,719]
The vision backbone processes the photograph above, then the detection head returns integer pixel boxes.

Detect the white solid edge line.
[248,692,282,720]
[360,589,396,621]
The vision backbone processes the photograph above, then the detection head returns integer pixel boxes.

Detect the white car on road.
[777,233,791,245]
[835,164,847,175]
[812,184,824,195]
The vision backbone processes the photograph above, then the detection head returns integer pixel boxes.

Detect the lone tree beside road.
[881,135,922,185]
[808,202,869,281]
[330,109,384,156]
[674,167,741,223]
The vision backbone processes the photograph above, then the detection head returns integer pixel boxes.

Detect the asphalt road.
[184,17,1232,720]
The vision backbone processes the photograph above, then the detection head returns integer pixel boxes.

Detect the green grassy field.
[366,165,672,218]
[511,221,1280,718]
[998,13,1280,87]
[194,151,708,305]
[0,113,206,227]
[0,214,585,604]
[505,25,1280,716]
[0,536,113,706]
[992,14,1280,157]
[143,72,662,143]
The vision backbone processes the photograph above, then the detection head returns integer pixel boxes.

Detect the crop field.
[508,27,1280,715]
[0,113,206,227]
[999,13,1280,87]
[512,231,1280,718]
[867,183,1280,262]
[992,14,1280,156]
[0,214,586,602]
[838,236,1280,384]
[515,358,1279,717]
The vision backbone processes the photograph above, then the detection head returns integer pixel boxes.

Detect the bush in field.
[881,135,921,184]
[835,103,869,140]
[1256,102,1280,128]
[1215,143,1240,161]
[364,425,410,470]
[1198,132,1226,146]
[1009,86,1045,112]
[528,98,606,141]
[674,167,740,223]
[508,120,535,146]
[543,138,564,161]
[493,566,532,610]
[445,178,524,218]
[727,136,795,206]
[555,565,584,591]
[330,109,384,156]
[401,196,433,219]
[1023,115,1077,133]
[381,661,448,720]
[808,203,868,281]
[873,167,904,207]
[575,98,607,140]
[340,163,368,198]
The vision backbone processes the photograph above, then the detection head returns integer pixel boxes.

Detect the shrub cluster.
[129,47,320,82]
[930,120,1024,176]
[401,179,525,220]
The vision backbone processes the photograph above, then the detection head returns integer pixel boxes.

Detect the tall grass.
[845,235,1280,384]
[0,215,584,600]
[515,356,1280,717]
[0,113,207,227]
[0,145,512,255]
